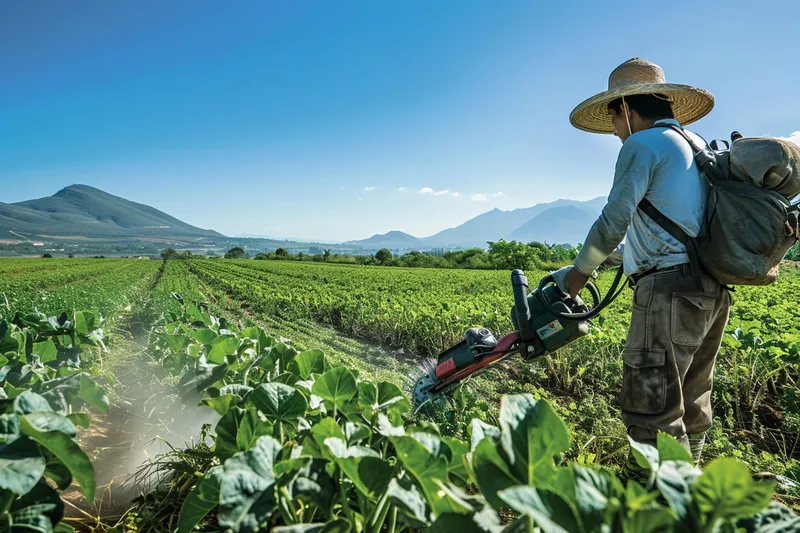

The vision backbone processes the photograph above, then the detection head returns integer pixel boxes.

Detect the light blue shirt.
[574,119,708,276]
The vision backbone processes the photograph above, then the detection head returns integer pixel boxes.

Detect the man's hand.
[564,267,591,298]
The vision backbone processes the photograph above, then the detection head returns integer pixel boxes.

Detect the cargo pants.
[621,264,731,449]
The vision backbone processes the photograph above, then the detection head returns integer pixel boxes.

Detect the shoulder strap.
[649,123,705,153]
[637,198,690,245]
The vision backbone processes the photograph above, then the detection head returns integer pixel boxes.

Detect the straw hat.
[569,58,714,134]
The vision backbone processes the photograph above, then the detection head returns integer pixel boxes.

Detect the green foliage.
[0,309,107,531]
[374,248,393,264]
[144,308,797,532]
[225,247,249,260]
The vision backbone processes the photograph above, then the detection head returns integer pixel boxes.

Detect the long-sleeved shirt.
[573,119,708,276]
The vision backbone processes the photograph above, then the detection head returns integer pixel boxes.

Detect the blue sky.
[1,0,798,242]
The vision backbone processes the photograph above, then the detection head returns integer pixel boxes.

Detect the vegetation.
[0,257,798,531]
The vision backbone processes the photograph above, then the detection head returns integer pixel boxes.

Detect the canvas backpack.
[638,124,800,286]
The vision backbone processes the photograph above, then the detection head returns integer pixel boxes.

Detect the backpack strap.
[637,122,708,290]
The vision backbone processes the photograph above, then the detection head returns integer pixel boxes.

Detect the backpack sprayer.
[412,267,626,408]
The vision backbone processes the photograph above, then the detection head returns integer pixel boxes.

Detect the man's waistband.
[628,263,690,287]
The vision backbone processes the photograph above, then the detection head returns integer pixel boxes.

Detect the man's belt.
[628,263,690,287]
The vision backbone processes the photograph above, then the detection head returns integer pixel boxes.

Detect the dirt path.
[62,318,218,530]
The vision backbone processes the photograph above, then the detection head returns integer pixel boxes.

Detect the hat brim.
[569,83,714,134]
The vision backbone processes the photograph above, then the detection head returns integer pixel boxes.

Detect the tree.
[323,249,331,261]
[161,248,182,260]
[375,248,393,264]
[487,239,534,270]
[41,253,53,258]
[275,248,289,258]
[254,253,270,260]
[224,247,248,259]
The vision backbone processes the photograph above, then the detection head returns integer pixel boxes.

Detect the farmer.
[561,58,731,467]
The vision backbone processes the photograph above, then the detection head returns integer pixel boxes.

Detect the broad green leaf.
[427,508,504,533]
[387,476,429,526]
[240,327,273,353]
[160,334,191,354]
[621,506,675,533]
[471,438,522,510]
[248,383,307,424]
[287,350,325,380]
[692,458,775,520]
[78,374,109,413]
[9,480,65,532]
[392,435,470,515]
[220,384,254,399]
[498,486,572,533]
[215,408,244,462]
[273,521,352,533]
[23,412,77,438]
[628,436,659,474]
[208,335,240,365]
[656,433,692,464]
[201,394,241,416]
[20,416,95,501]
[344,421,371,446]
[13,391,53,415]
[655,460,701,523]
[572,465,624,532]
[323,437,392,499]
[0,438,47,495]
[285,458,335,509]
[218,436,281,532]
[236,408,273,452]
[469,419,501,452]
[0,414,20,440]
[32,340,58,364]
[189,329,218,345]
[499,395,569,484]
[311,367,357,410]
[177,466,223,533]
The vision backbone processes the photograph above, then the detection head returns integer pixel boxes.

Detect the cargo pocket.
[621,348,666,415]
[671,293,716,347]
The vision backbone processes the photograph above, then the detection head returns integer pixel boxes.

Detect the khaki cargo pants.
[622,264,731,448]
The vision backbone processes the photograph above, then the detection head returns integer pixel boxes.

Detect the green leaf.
[247,383,307,429]
[208,335,240,365]
[622,506,676,533]
[177,466,223,533]
[23,412,77,438]
[572,465,623,531]
[0,438,47,495]
[66,413,90,429]
[656,433,692,464]
[692,458,775,520]
[499,395,569,484]
[287,350,325,380]
[655,460,701,523]
[201,394,241,416]
[13,391,54,415]
[160,334,191,354]
[470,438,519,509]
[499,486,574,533]
[427,508,504,533]
[324,437,392,499]
[344,421,371,446]
[218,436,281,533]
[9,480,65,532]
[20,416,95,501]
[387,476,429,526]
[236,408,273,452]
[78,374,109,413]
[189,329,218,345]
[469,419,501,452]
[284,458,335,509]
[311,367,357,410]
[392,435,470,515]
[215,408,244,462]
[375,382,411,415]
[628,436,659,474]
[273,521,352,533]
[32,340,58,364]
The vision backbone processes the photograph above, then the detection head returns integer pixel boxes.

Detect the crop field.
[1,257,799,531]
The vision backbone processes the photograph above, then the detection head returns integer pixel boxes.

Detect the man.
[562,58,731,464]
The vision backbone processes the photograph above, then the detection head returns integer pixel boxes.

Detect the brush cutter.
[412,267,626,408]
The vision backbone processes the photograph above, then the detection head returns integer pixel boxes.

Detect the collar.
[654,118,681,127]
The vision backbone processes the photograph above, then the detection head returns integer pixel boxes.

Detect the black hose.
[535,267,627,321]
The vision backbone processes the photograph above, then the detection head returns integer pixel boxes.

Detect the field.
[1,257,799,532]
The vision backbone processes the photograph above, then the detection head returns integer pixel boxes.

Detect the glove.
[550,265,574,295]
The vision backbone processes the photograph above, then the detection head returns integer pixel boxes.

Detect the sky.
[1,0,799,242]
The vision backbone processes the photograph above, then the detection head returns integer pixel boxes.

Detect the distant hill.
[344,231,423,249]
[505,205,597,244]
[342,197,605,250]
[0,184,223,240]
[419,197,605,248]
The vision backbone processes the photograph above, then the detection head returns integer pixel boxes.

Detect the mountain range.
[2,184,605,250]
[0,185,222,241]
[345,197,605,249]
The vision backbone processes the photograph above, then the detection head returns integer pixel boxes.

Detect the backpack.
[638,124,800,286]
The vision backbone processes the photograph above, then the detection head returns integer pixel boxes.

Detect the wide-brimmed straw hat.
[569,58,714,134]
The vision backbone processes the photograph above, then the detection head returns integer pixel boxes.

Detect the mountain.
[344,231,422,249]
[505,205,597,244]
[419,197,605,248]
[1,184,223,240]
